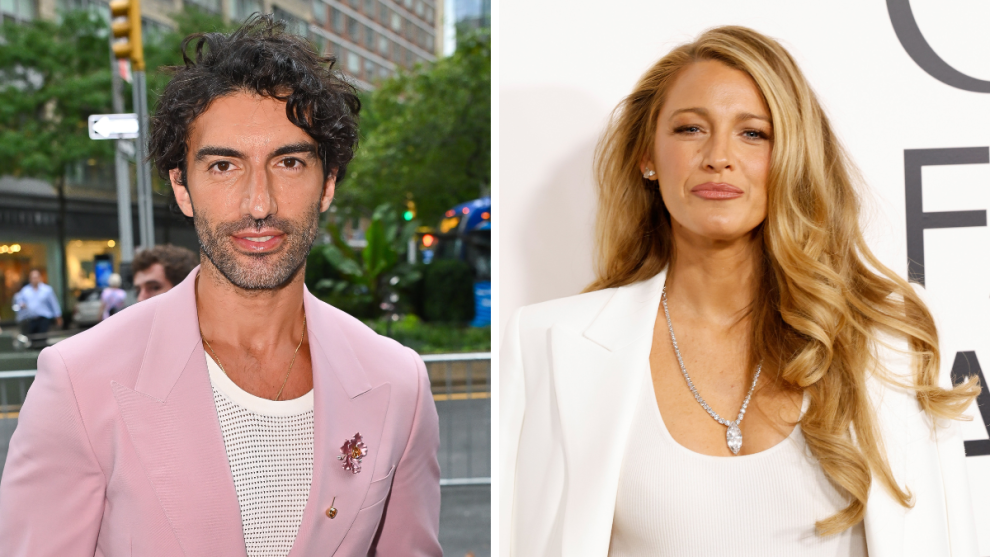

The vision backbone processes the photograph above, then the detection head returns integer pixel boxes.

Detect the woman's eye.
[675,126,701,134]
[743,130,768,139]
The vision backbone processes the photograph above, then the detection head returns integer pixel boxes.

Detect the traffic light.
[110,0,145,71]
[404,199,416,221]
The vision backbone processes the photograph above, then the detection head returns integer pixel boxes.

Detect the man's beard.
[194,205,320,291]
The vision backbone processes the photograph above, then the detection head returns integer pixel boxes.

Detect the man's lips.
[691,182,744,200]
[231,231,286,252]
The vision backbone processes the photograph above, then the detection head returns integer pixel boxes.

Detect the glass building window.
[364,58,375,78]
[332,8,344,33]
[347,16,359,39]
[364,26,374,49]
[347,51,360,74]
[347,0,357,8]
[390,11,400,31]
[425,5,432,21]
[1,0,33,20]
[273,6,307,35]
[377,35,389,56]
[414,0,423,17]
[379,1,387,23]
[363,0,373,17]
[232,0,262,22]
[403,0,411,8]
[312,0,327,24]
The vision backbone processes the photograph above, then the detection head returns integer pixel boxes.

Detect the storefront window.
[0,242,48,323]
[66,239,121,293]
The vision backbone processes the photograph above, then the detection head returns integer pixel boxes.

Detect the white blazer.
[500,269,979,557]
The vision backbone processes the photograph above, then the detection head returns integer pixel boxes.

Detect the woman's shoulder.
[512,286,621,334]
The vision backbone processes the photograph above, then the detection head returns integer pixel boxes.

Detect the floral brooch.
[338,432,368,474]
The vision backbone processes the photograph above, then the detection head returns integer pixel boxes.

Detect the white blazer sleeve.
[914,283,980,555]
[499,307,526,557]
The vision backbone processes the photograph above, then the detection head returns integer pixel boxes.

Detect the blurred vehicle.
[72,288,103,327]
[427,197,491,280]
[421,198,491,326]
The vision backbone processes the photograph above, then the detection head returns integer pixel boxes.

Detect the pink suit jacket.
[0,269,442,556]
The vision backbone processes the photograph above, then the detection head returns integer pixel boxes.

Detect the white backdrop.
[499,0,990,551]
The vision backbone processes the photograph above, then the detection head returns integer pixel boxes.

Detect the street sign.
[88,113,139,140]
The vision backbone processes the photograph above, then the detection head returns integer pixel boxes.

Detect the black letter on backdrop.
[904,148,988,285]
[888,0,990,92]
[950,352,990,457]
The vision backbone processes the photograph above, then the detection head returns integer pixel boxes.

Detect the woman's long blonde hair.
[589,26,980,534]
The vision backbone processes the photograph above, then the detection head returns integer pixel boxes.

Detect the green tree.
[0,7,235,187]
[0,9,114,181]
[144,8,238,109]
[311,203,420,318]
[338,30,491,225]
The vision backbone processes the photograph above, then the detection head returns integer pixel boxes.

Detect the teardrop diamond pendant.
[726,423,743,455]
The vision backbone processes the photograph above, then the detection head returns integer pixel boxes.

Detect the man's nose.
[241,166,277,220]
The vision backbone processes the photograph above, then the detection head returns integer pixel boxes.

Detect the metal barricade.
[422,352,491,486]
[0,371,36,478]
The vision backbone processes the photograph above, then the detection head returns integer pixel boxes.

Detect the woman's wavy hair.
[149,14,360,187]
[588,26,980,534]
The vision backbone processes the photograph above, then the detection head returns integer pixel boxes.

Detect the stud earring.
[643,169,656,179]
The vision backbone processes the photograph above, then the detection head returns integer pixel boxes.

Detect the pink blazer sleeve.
[0,347,106,556]
[368,349,442,556]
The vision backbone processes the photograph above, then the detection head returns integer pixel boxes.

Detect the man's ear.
[169,168,194,217]
[319,170,337,213]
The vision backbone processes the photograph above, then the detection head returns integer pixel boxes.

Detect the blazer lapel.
[288,291,392,556]
[111,269,246,556]
[550,271,666,556]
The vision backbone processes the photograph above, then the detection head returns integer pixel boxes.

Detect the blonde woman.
[500,26,980,557]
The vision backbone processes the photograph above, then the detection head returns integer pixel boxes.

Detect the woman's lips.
[231,233,285,252]
[691,182,744,200]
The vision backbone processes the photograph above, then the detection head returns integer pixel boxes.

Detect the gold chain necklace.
[201,315,307,401]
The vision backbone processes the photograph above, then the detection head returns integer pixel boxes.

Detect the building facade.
[308,0,440,89]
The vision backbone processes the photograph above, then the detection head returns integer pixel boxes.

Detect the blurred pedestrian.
[99,273,126,320]
[12,269,62,335]
[132,244,199,302]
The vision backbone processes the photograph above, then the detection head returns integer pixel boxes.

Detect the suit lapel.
[550,271,665,556]
[288,291,391,556]
[112,268,246,556]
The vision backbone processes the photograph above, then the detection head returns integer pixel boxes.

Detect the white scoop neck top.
[607,366,868,557]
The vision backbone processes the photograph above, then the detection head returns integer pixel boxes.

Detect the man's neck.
[195,258,306,353]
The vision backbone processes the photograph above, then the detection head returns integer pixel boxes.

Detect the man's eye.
[213,161,231,172]
[281,158,302,168]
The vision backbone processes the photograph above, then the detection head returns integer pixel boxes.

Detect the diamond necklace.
[661,286,761,455]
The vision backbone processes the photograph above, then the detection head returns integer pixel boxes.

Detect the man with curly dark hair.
[0,16,442,557]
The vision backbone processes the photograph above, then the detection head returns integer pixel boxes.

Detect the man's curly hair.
[149,14,360,187]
